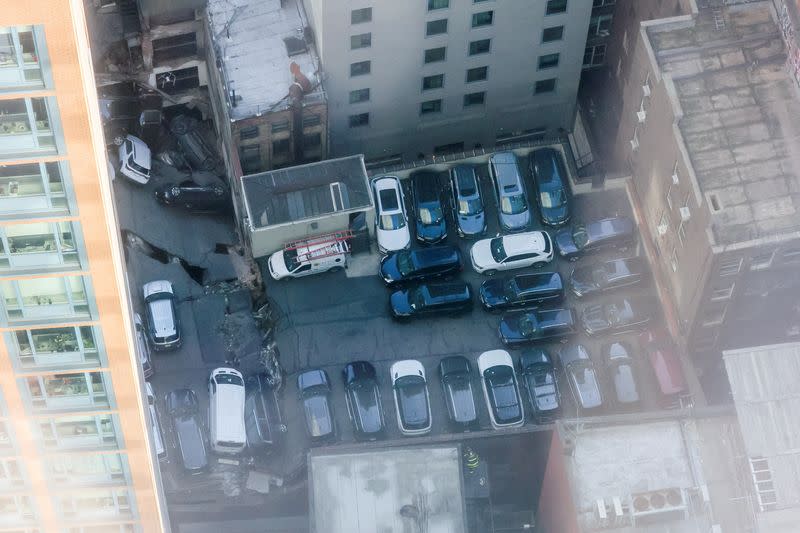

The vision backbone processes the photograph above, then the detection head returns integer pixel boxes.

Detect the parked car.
[530,148,570,226]
[449,165,486,238]
[498,308,576,347]
[479,271,564,312]
[145,382,166,462]
[297,369,336,442]
[603,341,640,407]
[581,296,654,336]
[390,360,432,436]
[438,356,478,429]
[489,152,531,232]
[267,240,348,280]
[208,367,246,454]
[98,81,162,147]
[142,280,181,351]
[569,256,647,298]
[134,312,153,379]
[559,344,604,411]
[638,329,688,408]
[518,349,560,423]
[244,374,285,452]
[170,115,219,171]
[390,281,473,320]
[555,216,636,261]
[154,180,230,214]
[117,134,151,185]
[165,388,208,473]
[380,245,461,287]
[342,362,386,441]
[477,350,524,429]
[372,176,411,254]
[470,231,554,275]
[410,170,447,244]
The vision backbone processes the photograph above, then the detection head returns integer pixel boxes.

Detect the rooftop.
[242,155,372,229]
[206,0,322,121]
[308,446,466,533]
[646,3,800,246]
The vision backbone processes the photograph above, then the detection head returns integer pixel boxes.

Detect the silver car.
[489,152,531,232]
[449,165,486,238]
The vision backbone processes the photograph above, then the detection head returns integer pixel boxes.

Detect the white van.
[145,382,167,462]
[208,367,246,454]
[118,134,151,184]
[267,240,348,280]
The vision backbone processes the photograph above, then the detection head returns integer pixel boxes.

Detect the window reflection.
[0,221,81,271]
[57,487,134,520]
[39,414,119,450]
[0,26,44,89]
[25,371,110,411]
[0,162,70,215]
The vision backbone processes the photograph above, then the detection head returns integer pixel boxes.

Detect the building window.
[239,144,261,174]
[422,74,444,90]
[46,452,128,486]
[420,99,443,114]
[428,0,449,10]
[9,325,101,370]
[718,257,742,277]
[710,283,735,302]
[546,0,568,15]
[424,47,446,63]
[434,142,464,154]
[272,138,291,157]
[349,112,370,127]
[466,66,488,82]
[38,414,120,450]
[0,494,33,522]
[57,487,134,520]
[239,126,259,140]
[302,114,321,128]
[0,459,24,488]
[472,11,494,27]
[542,26,564,43]
[349,88,371,103]
[350,33,372,49]
[670,248,678,272]
[593,0,616,7]
[0,97,57,157]
[350,60,371,76]
[271,121,289,133]
[463,92,486,107]
[351,8,372,24]
[750,251,775,271]
[0,161,71,217]
[0,221,81,272]
[583,44,606,67]
[0,276,91,323]
[534,78,557,94]
[588,14,613,37]
[155,65,199,94]
[0,422,13,452]
[658,211,670,236]
[469,39,491,55]
[701,307,726,328]
[0,26,46,90]
[152,33,197,67]
[677,221,687,246]
[303,132,322,148]
[538,53,560,70]
[24,371,111,411]
[426,19,448,36]
[665,182,674,210]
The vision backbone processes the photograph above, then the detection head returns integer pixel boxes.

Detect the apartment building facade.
[304,0,593,164]
[0,1,167,531]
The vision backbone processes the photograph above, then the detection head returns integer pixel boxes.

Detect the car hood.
[390,290,413,316]
[470,239,494,269]
[499,209,530,232]
[175,416,207,470]
[377,226,410,253]
[541,204,569,226]
[268,251,290,280]
[555,229,578,256]
[581,305,609,333]
[416,218,447,243]
[303,395,333,437]
[479,279,508,307]
[379,254,402,283]
[457,211,485,236]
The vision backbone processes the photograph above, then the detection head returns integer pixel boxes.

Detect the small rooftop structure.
[645,3,800,245]
[308,446,467,533]
[206,0,322,120]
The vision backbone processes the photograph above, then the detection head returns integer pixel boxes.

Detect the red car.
[638,329,687,408]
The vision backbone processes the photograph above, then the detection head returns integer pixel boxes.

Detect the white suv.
[118,134,151,184]
[470,231,554,275]
[371,176,410,254]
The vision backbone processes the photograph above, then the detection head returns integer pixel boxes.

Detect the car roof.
[502,232,547,255]
[452,165,478,191]
[531,148,566,187]
[588,217,634,238]
[513,272,562,292]
[411,171,440,201]
[422,282,471,302]
[411,245,460,265]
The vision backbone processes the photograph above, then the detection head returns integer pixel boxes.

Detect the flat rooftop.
[206,0,322,121]
[647,3,800,245]
[242,154,372,229]
[308,446,466,533]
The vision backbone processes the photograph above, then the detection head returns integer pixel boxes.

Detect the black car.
[170,115,219,171]
[479,271,564,311]
[555,216,636,261]
[380,245,462,287]
[342,362,386,441]
[297,369,336,442]
[560,344,603,411]
[569,256,647,298]
[438,356,478,429]
[518,349,560,423]
[165,389,208,473]
[581,296,653,336]
[410,170,447,244]
[244,374,285,452]
[530,148,570,226]
[449,165,486,238]
[498,308,576,347]
[603,341,640,407]
[154,180,230,214]
[390,281,473,320]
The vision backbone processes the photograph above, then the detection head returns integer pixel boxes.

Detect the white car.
[372,176,411,254]
[477,350,525,429]
[118,134,151,184]
[142,280,181,350]
[470,231,553,275]
[390,360,432,436]
[134,312,154,379]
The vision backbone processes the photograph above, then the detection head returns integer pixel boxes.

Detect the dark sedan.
[555,216,636,261]
[438,356,478,429]
[154,180,230,214]
[480,271,564,311]
[165,388,208,473]
[530,148,570,226]
[391,360,432,436]
[570,256,647,298]
[390,281,473,320]
[518,348,560,423]
[244,374,285,452]
[559,344,603,411]
[581,296,653,336]
[380,245,462,287]
[639,329,688,408]
[342,362,385,441]
[449,165,486,238]
[411,170,447,244]
[498,308,576,347]
[297,369,336,442]
[603,341,640,407]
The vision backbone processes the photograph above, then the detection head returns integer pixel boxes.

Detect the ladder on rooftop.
[284,230,354,263]
[713,9,726,31]
[748,457,777,511]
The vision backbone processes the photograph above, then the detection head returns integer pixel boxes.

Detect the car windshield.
[419,205,443,225]
[380,213,406,231]
[540,189,566,209]
[396,251,415,276]
[284,250,301,272]
[215,373,243,386]
[572,225,589,249]
[458,198,483,216]
[519,315,538,337]
[490,238,507,262]
[500,193,527,215]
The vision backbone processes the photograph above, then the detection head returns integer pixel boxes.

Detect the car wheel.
[112,133,126,146]
[484,269,497,276]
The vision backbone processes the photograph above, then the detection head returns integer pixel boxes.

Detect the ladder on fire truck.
[283,230,354,263]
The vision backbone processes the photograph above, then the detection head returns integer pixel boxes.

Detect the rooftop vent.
[284,35,308,57]
[707,192,723,213]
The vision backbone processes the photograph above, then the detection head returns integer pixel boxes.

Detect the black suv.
[530,148,570,226]
[498,308,576,347]
[342,362,386,441]
[411,170,447,244]
[165,388,208,473]
[518,348,560,423]
[479,271,564,311]
[297,369,336,443]
[154,180,230,214]
[555,216,636,261]
[569,256,647,298]
[449,165,486,238]
[244,374,285,452]
[581,296,654,336]
[390,281,473,320]
[380,245,462,287]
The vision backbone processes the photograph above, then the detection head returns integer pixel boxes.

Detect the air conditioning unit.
[642,83,652,97]
[680,206,691,221]
[630,138,639,151]
[657,222,669,236]
[630,488,688,526]
[672,173,680,185]
[637,110,647,123]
